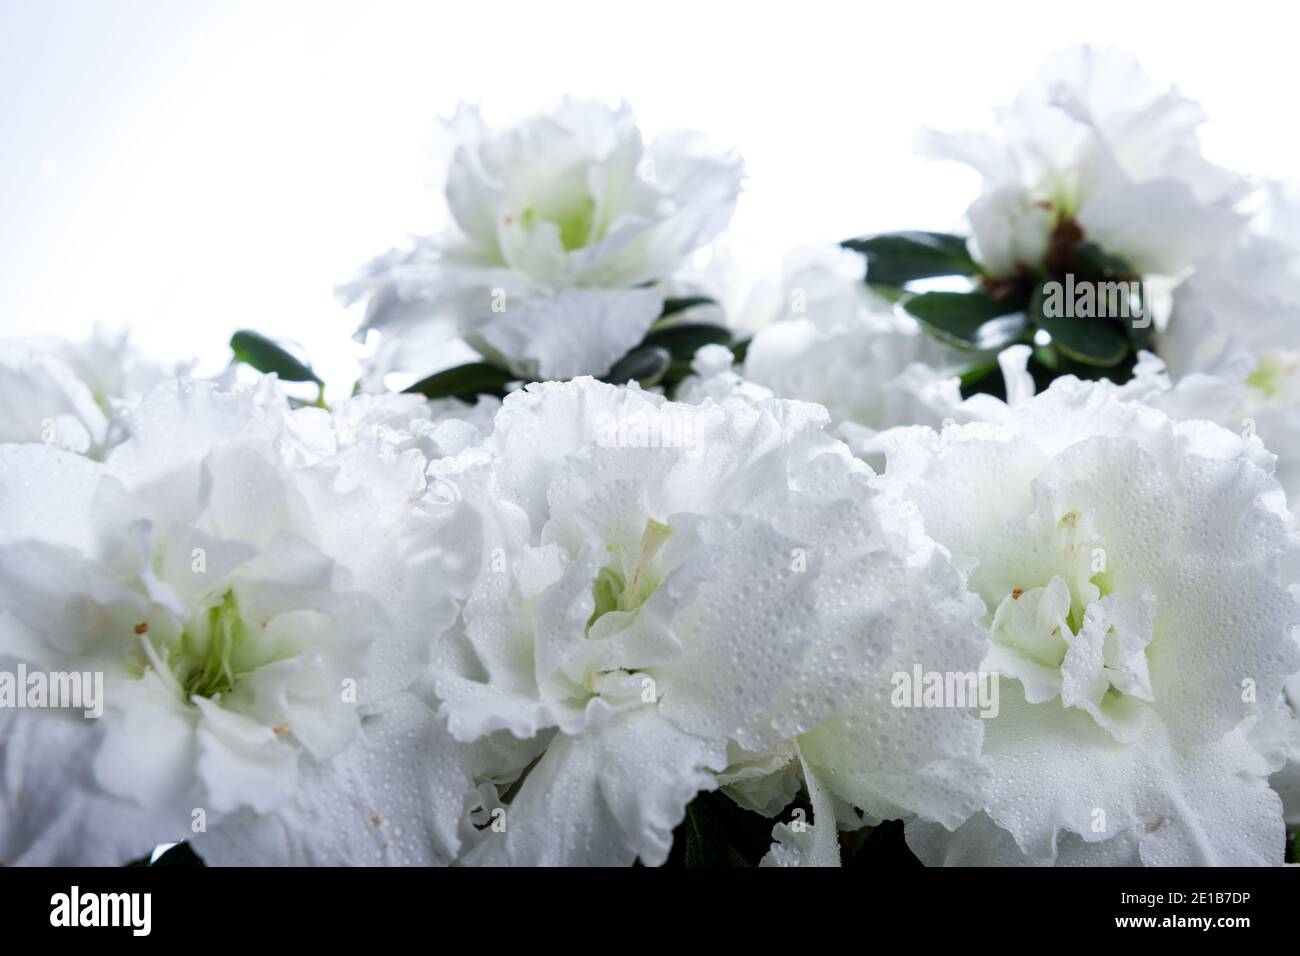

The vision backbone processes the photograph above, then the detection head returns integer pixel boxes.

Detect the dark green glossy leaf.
[666,791,784,867]
[403,362,514,401]
[865,282,911,304]
[606,345,671,387]
[661,361,694,388]
[1070,241,1135,280]
[903,290,1029,350]
[1031,282,1132,367]
[230,330,322,384]
[729,337,751,365]
[841,231,979,286]
[958,360,1001,390]
[658,296,716,319]
[682,803,732,867]
[642,322,733,361]
[1125,312,1155,351]
[124,842,206,867]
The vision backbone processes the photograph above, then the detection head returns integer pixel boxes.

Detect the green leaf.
[682,802,732,868]
[124,842,206,867]
[230,330,322,384]
[658,296,716,320]
[642,322,733,362]
[153,842,206,866]
[404,362,514,401]
[1031,282,1131,367]
[903,290,1029,351]
[1070,241,1135,280]
[660,360,690,386]
[606,345,672,387]
[865,282,911,304]
[667,791,778,867]
[958,360,1001,389]
[841,231,979,286]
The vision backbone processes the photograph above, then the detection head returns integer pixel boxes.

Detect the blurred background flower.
[3,0,1295,396]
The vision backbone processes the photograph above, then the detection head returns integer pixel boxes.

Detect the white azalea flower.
[697,245,1016,466]
[430,377,986,865]
[285,390,501,468]
[990,328,1300,885]
[883,378,1300,865]
[1153,185,1300,512]
[990,345,1174,418]
[742,533,992,867]
[920,46,1243,278]
[1248,675,1300,829]
[672,343,774,406]
[0,379,473,865]
[340,100,744,383]
[0,327,189,458]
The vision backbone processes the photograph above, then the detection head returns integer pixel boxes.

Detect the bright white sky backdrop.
[2,0,1296,394]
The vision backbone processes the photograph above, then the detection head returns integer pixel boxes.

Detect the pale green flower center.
[521,194,598,252]
[141,590,294,704]
[989,509,1111,663]
[987,505,1157,736]
[172,590,252,699]
[1245,350,1300,400]
[587,519,672,631]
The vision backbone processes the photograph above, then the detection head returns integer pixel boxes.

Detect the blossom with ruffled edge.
[1149,183,1300,517]
[0,378,476,865]
[429,377,987,865]
[919,46,1243,280]
[340,101,744,385]
[680,245,1017,467]
[0,327,191,458]
[879,377,1300,865]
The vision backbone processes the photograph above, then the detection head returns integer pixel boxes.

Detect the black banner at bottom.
[0,865,1289,941]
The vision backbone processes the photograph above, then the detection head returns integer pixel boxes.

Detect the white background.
[2,0,1296,394]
